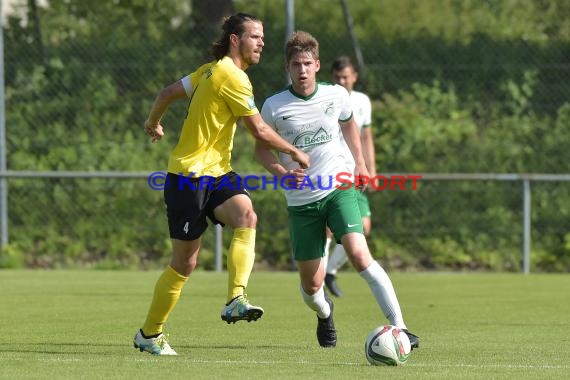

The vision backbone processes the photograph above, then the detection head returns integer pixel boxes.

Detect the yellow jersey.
[168,56,258,177]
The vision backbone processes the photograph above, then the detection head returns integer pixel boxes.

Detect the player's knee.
[347,248,373,271]
[181,260,198,276]
[171,255,198,276]
[237,208,257,228]
[302,282,321,295]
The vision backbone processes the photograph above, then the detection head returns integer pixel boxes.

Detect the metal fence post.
[0,6,8,249]
[215,224,223,272]
[523,179,531,274]
[284,0,294,85]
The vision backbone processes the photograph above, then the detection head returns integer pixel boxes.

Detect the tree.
[191,0,235,60]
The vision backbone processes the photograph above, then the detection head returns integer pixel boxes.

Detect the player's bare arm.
[144,80,188,143]
[243,113,310,169]
[341,117,369,190]
[361,126,377,192]
[254,140,305,188]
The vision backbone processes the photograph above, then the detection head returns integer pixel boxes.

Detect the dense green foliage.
[2,0,569,271]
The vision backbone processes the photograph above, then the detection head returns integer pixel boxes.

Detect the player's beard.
[240,45,261,66]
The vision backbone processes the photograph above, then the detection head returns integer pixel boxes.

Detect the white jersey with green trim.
[340,90,372,171]
[261,82,353,206]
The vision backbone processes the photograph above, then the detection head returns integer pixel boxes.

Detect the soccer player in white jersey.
[255,31,419,349]
[324,56,376,298]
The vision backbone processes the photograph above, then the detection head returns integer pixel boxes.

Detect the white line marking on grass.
[407,363,570,370]
[187,359,362,366]
[9,357,570,370]
[142,358,570,370]
[6,357,82,362]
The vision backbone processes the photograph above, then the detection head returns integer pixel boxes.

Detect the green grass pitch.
[1,270,569,379]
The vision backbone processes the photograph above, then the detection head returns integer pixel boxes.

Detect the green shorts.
[356,191,371,218]
[287,188,364,261]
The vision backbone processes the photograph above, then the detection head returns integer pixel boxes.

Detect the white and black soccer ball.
[364,325,411,366]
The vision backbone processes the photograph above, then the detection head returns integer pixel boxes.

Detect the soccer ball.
[364,325,411,366]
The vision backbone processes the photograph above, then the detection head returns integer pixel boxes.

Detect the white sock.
[359,261,407,329]
[322,238,332,272]
[327,244,349,275]
[300,285,330,319]
[324,238,332,257]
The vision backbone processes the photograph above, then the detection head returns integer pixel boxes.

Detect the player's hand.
[366,172,378,193]
[144,120,164,143]
[354,163,370,192]
[282,168,306,189]
[290,149,310,169]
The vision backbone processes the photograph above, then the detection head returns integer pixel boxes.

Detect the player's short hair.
[211,13,262,60]
[331,56,357,73]
[285,31,319,63]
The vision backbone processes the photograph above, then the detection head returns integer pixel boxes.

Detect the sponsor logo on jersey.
[293,127,332,148]
[322,101,335,116]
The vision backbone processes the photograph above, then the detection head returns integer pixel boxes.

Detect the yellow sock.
[227,227,256,302]
[142,265,188,336]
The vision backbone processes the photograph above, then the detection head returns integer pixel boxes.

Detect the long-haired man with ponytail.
[134,13,309,355]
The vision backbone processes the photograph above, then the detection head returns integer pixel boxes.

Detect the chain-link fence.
[2,0,570,271]
[3,172,569,272]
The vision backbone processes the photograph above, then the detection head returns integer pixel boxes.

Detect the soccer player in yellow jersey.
[134,13,309,356]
